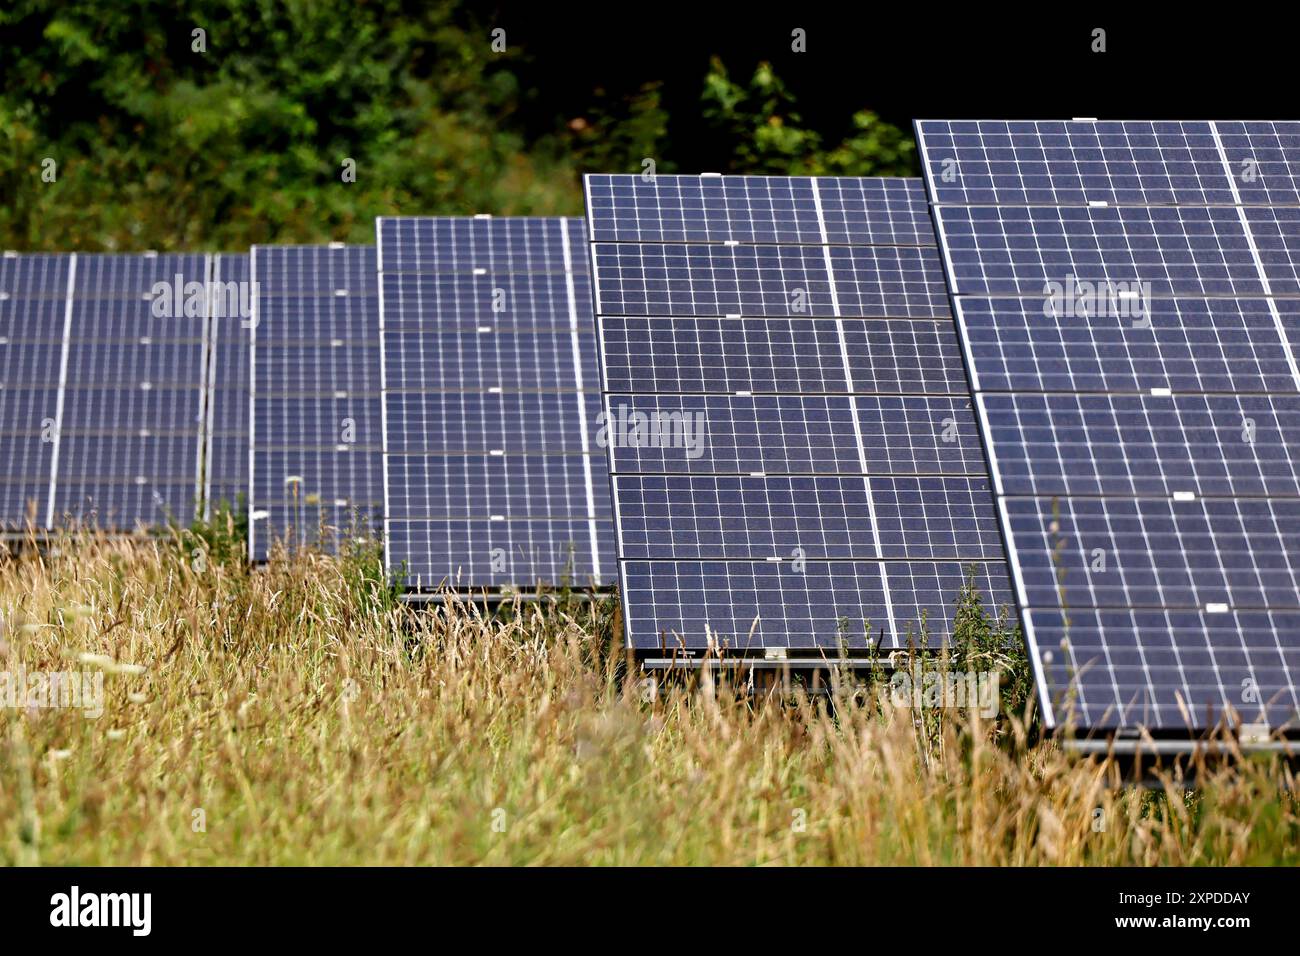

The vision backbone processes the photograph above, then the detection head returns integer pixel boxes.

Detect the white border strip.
[560,217,604,585]
[375,219,394,580]
[247,248,261,559]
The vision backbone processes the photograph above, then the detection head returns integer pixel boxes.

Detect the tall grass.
[0,528,1296,866]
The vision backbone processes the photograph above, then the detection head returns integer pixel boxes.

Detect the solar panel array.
[377,217,612,589]
[584,174,1012,653]
[916,119,1300,733]
[1,251,215,532]
[249,245,383,560]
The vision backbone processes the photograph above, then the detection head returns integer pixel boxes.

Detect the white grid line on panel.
[812,177,897,641]
[1210,122,1300,391]
[44,253,77,529]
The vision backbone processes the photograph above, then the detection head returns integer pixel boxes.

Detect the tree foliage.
[701,58,917,177]
[0,3,916,250]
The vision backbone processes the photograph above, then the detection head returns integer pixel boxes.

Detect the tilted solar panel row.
[248,245,382,560]
[916,118,1300,734]
[1,250,249,533]
[377,217,612,590]
[584,174,1013,653]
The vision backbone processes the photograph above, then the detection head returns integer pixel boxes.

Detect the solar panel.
[3,252,213,531]
[0,252,67,530]
[377,216,612,590]
[584,174,1013,653]
[248,245,382,560]
[203,252,251,515]
[917,118,1300,734]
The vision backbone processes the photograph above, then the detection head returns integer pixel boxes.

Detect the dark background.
[2,1,1293,251]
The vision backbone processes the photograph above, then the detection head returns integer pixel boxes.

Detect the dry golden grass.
[1,527,1296,866]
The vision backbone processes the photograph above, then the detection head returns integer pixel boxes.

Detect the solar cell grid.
[981,392,1300,497]
[920,119,1300,208]
[1,296,66,340]
[377,217,586,274]
[620,560,1013,649]
[592,242,950,318]
[955,296,1300,393]
[382,328,597,392]
[75,253,208,298]
[383,391,604,454]
[378,216,610,590]
[204,253,252,514]
[586,174,1012,651]
[933,204,1272,297]
[1,252,72,301]
[918,118,1300,734]
[249,245,382,560]
[1030,607,1300,729]
[379,272,589,331]
[1003,495,1300,611]
[387,518,610,587]
[613,475,1002,562]
[385,453,606,520]
[585,174,936,246]
[49,253,212,530]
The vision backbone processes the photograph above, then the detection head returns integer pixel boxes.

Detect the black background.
[489,3,1296,171]
[0,866,1278,941]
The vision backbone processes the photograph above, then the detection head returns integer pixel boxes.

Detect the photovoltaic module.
[916,119,1300,734]
[0,251,217,532]
[249,244,382,560]
[376,217,613,591]
[583,174,1013,654]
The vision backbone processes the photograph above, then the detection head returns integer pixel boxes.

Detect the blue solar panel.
[204,253,252,513]
[0,255,81,529]
[602,394,987,476]
[592,242,951,318]
[49,253,208,530]
[0,251,257,531]
[918,118,1300,734]
[932,205,1274,297]
[620,560,1013,650]
[0,251,70,298]
[377,216,611,591]
[379,273,590,331]
[1003,496,1300,610]
[249,245,382,560]
[918,120,1300,208]
[954,296,1300,393]
[586,174,936,245]
[585,174,1012,652]
[981,393,1300,497]
[1,296,65,342]
[1029,608,1300,729]
[383,329,598,392]
[614,475,1002,561]
[378,217,587,274]
[387,518,613,588]
[599,315,967,394]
